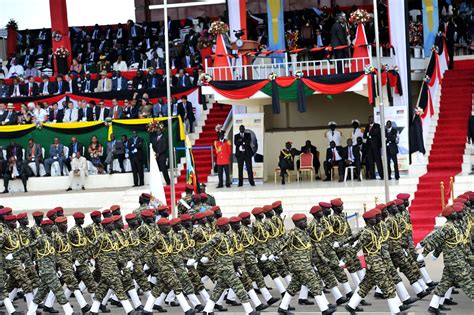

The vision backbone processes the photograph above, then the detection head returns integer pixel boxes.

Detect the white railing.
[206,55,372,81]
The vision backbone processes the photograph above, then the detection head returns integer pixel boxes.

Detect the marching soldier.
[30,211,44,239]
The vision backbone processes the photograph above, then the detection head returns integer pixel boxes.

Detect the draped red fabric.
[49,0,73,73]
[387,72,399,94]
[10,94,66,111]
[213,34,233,80]
[351,24,370,71]
[367,74,375,105]
[275,77,296,88]
[302,74,365,95]
[210,80,269,99]
[420,88,434,119]
[7,27,18,57]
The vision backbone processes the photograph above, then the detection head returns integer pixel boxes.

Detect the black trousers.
[157,158,171,185]
[367,146,383,179]
[387,152,400,180]
[217,164,231,187]
[114,154,125,172]
[237,155,255,185]
[131,156,144,186]
[323,160,345,180]
[4,173,28,192]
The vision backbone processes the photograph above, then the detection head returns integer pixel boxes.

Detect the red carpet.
[411,60,474,243]
[164,104,232,204]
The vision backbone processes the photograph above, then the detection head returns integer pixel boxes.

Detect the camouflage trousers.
[210,264,249,303]
[286,267,323,297]
[381,249,402,285]
[321,246,349,284]
[117,256,134,293]
[313,258,338,289]
[389,249,421,284]
[0,259,6,300]
[133,258,151,292]
[94,256,128,301]
[434,261,474,298]
[75,263,97,293]
[244,256,266,289]
[258,260,280,279]
[34,257,68,305]
[5,259,33,293]
[24,259,41,289]
[188,267,205,292]
[358,255,396,299]
[150,256,183,297]
[57,256,80,291]
[335,246,363,273]
[173,256,196,295]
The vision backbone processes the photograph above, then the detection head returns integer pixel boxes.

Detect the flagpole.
[163,0,176,216]
[373,0,390,201]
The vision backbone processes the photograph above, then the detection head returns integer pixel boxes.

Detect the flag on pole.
[149,144,167,205]
[185,135,199,191]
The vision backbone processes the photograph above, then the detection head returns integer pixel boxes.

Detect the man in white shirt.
[323,140,344,182]
[7,59,24,78]
[351,120,364,144]
[113,56,128,72]
[63,102,78,122]
[325,121,342,146]
[66,150,87,191]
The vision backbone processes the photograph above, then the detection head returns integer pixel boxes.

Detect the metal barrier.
[174,145,215,174]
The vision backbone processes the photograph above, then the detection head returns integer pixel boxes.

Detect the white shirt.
[347,146,355,162]
[7,64,24,78]
[64,108,78,122]
[98,108,106,121]
[113,61,128,72]
[326,130,342,146]
[33,108,47,122]
[11,84,21,97]
[351,128,364,144]
[329,147,342,161]
[71,156,87,172]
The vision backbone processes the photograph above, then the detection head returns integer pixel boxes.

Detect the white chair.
[112,158,132,172]
[28,148,46,176]
[87,161,98,175]
[344,166,364,182]
[51,146,69,176]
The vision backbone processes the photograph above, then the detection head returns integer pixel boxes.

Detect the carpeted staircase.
[411,60,474,243]
[164,104,232,204]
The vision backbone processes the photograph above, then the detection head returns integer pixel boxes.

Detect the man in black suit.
[78,101,94,121]
[330,13,349,73]
[65,136,84,171]
[25,76,39,97]
[94,100,110,121]
[152,129,171,185]
[9,78,24,97]
[442,16,456,69]
[48,102,64,123]
[363,115,384,179]
[323,140,345,182]
[343,138,361,181]
[1,104,18,125]
[356,136,369,179]
[173,69,192,87]
[6,140,24,162]
[81,74,97,93]
[128,130,144,186]
[385,120,399,180]
[39,75,54,95]
[54,75,69,94]
[299,140,320,177]
[111,71,128,91]
[234,125,255,186]
[181,95,195,133]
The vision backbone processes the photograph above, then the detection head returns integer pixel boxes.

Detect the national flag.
[185,135,200,191]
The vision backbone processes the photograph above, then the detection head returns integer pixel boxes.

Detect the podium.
[231,40,260,80]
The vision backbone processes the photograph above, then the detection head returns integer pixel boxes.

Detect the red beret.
[53,207,64,213]
[216,217,229,226]
[46,210,56,218]
[272,201,282,208]
[310,205,322,214]
[141,193,151,199]
[194,212,206,220]
[4,214,16,221]
[373,208,382,216]
[125,213,136,220]
[192,194,201,200]
[0,209,8,215]
[2,207,12,214]
[458,193,469,199]
[55,216,67,224]
[157,205,169,212]
[291,213,307,222]
[101,217,114,225]
[141,210,154,218]
[170,218,181,226]
[229,216,241,223]
[262,205,273,213]
[376,203,386,210]
[204,210,214,217]
[394,199,404,206]
[157,218,170,225]
[441,206,455,217]
[454,197,467,204]
[185,184,194,191]
[102,209,111,215]
[319,202,332,208]
[180,214,192,221]
[41,219,54,226]
[239,212,251,219]
[16,212,27,220]
[469,193,474,201]
[386,201,395,207]
[90,211,101,218]
[110,205,120,211]
[73,212,85,219]
[32,211,44,217]
[251,207,263,216]
[200,193,208,199]
[330,198,343,207]
[362,209,377,219]
[453,204,464,212]
[210,206,221,212]
[112,215,122,222]
[396,193,410,200]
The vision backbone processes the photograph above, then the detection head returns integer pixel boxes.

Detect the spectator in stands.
[9,78,23,97]
[330,13,349,73]
[2,155,29,193]
[55,75,68,94]
[181,95,195,133]
[48,102,64,123]
[128,130,144,186]
[63,74,78,93]
[70,58,83,75]
[126,100,139,119]
[7,59,24,78]
[18,104,33,124]
[147,71,162,89]
[44,137,65,176]
[113,55,128,72]
[24,63,40,78]
[139,53,151,71]
[0,60,7,79]
[139,100,152,118]
[25,76,38,97]
[0,103,5,121]
[32,102,48,123]
[152,98,165,118]
[110,98,123,120]
[88,135,105,174]
[0,79,8,97]
[174,69,192,87]
[299,140,320,178]
[63,101,78,122]
[323,140,345,182]
[325,121,342,146]
[132,70,147,90]
[65,136,84,171]
[66,150,87,191]
[78,100,93,121]
[1,103,18,125]
[81,73,96,93]
[343,138,361,181]
[351,119,363,144]
[95,71,112,93]
[25,138,43,177]
[95,99,110,121]
[97,55,111,74]
[111,71,128,91]
[39,75,53,96]
[278,141,301,185]
[105,133,125,174]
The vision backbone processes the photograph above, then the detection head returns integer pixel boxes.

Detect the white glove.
[143,264,150,271]
[200,257,209,264]
[186,259,196,267]
[260,254,268,262]
[5,254,13,260]
[430,254,438,261]
[90,259,96,267]
[126,261,134,270]
[416,253,424,262]
[268,254,275,262]
[351,240,359,248]
[403,249,409,257]
[338,260,345,267]
[415,243,422,250]
[74,260,81,267]
[333,241,340,248]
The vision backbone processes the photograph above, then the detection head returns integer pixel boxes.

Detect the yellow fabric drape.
[43,121,103,129]
[0,124,36,132]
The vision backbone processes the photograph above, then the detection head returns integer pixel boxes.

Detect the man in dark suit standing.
[234,125,255,186]
[48,102,64,123]
[385,120,399,180]
[363,115,384,179]
[128,130,144,186]
[151,129,171,185]
[65,136,85,171]
[343,138,361,181]
[181,95,195,133]
[323,140,345,182]
[330,13,349,73]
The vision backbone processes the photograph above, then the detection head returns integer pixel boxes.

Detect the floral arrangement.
[104,117,112,127]
[197,36,211,49]
[294,70,304,79]
[199,73,212,85]
[285,30,299,50]
[414,107,424,116]
[209,21,229,35]
[408,21,423,46]
[268,72,277,81]
[349,9,372,25]
[147,121,164,133]
[36,121,43,130]
[54,47,70,58]
[364,64,376,74]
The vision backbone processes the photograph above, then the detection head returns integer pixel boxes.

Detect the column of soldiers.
[0,189,472,315]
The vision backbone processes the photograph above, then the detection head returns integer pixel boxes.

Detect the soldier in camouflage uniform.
[84,211,104,243]
[199,183,216,206]
[102,209,112,218]
[16,212,41,289]
[30,211,44,240]
[68,212,97,294]
[275,213,336,315]
[419,205,474,315]
[177,184,195,215]
[132,193,151,222]
[199,217,259,315]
